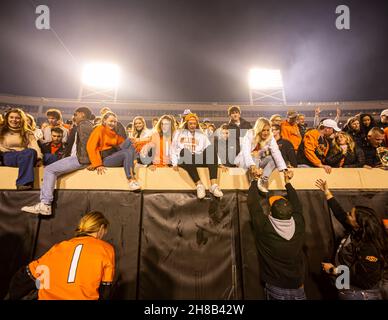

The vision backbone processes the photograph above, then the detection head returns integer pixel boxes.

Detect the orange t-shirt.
[28,236,115,300]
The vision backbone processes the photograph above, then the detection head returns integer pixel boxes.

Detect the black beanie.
[271,198,293,220]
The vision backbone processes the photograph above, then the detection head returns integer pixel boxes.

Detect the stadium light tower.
[248,68,286,105]
[78,63,121,102]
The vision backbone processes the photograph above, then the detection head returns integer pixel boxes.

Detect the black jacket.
[247,181,305,289]
[63,120,94,164]
[325,145,365,168]
[277,138,298,167]
[227,117,252,156]
[361,141,386,167]
[328,198,384,289]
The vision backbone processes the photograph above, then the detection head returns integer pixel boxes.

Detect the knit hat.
[269,195,292,220]
[184,113,199,123]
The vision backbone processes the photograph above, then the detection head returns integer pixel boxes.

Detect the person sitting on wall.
[99,107,127,139]
[130,116,153,154]
[171,113,223,199]
[40,127,66,166]
[325,131,365,168]
[315,179,388,300]
[8,211,115,300]
[271,124,298,168]
[86,112,140,191]
[140,114,177,169]
[247,170,307,300]
[234,117,289,193]
[21,107,95,215]
[0,108,42,190]
[297,119,341,174]
[214,123,238,170]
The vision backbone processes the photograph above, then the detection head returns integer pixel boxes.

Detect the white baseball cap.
[322,119,340,132]
[381,109,388,117]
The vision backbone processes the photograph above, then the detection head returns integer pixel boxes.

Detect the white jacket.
[171,129,211,166]
[234,129,287,170]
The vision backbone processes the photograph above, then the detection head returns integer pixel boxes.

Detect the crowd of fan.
[0,104,387,196]
[1,104,388,301]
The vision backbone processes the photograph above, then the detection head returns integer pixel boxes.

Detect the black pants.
[178,147,218,183]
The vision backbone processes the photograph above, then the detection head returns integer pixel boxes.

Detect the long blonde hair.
[252,117,272,147]
[131,116,148,138]
[75,211,109,236]
[332,131,355,153]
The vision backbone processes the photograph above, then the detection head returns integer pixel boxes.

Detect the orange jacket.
[87,125,125,168]
[385,127,388,145]
[281,120,302,151]
[299,129,329,167]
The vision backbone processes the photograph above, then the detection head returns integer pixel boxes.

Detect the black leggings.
[178,147,218,183]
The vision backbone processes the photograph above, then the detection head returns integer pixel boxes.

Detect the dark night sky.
[0,0,387,103]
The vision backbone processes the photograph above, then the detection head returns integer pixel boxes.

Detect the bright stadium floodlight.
[82,63,120,89]
[248,68,286,105]
[79,62,121,102]
[249,68,283,90]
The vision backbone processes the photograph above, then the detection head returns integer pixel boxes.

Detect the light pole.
[78,63,121,102]
[248,68,286,105]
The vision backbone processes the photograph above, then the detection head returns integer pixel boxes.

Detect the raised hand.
[315,179,328,192]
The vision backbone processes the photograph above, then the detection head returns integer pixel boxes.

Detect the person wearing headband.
[171,113,223,199]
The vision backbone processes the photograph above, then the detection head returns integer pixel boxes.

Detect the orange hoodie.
[87,125,125,168]
[280,120,301,151]
[300,129,329,167]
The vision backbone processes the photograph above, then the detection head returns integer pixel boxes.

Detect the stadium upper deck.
[0,93,387,127]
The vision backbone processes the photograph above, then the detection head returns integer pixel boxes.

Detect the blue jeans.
[3,149,37,186]
[265,283,306,300]
[253,155,276,179]
[43,153,59,166]
[103,147,136,179]
[40,156,85,204]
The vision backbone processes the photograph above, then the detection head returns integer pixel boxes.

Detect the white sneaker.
[257,178,269,193]
[21,202,52,216]
[196,183,206,199]
[128,180,141,191]
[210,184,223,198]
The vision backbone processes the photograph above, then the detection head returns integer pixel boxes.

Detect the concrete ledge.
[1,166,387,190]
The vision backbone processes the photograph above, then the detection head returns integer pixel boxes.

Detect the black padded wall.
[0,191,40,299]
[0,189,387,300]
[33,190,142,300]
[138,192,242,299]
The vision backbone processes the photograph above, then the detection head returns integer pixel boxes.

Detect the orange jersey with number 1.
[28,236,115,300]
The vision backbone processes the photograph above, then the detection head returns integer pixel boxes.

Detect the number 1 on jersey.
[68,244,83,283]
